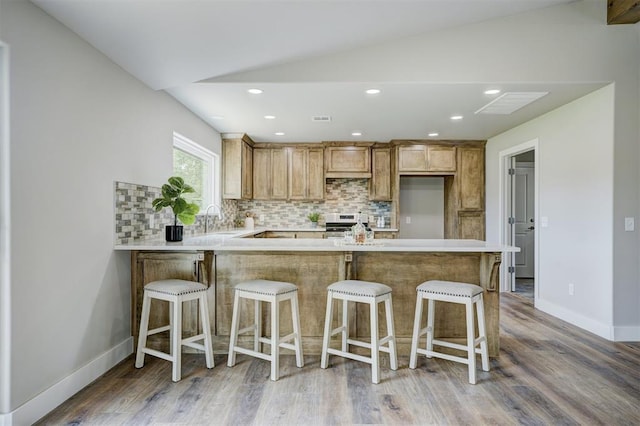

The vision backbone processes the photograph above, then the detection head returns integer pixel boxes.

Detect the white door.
[514,163,535,277]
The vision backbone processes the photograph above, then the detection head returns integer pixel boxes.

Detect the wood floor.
[37,294,640,425]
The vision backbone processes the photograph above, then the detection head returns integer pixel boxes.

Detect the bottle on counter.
[352,214,366,244]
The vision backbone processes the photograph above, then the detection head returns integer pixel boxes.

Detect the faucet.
[204,204,224,233]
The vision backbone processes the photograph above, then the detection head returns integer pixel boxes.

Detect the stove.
[325,212,369,239]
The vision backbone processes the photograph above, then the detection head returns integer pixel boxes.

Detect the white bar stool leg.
[254,299,261,353]
[409,293,423,369]
[477,294,490,372]
[426,298,435,357]
[341,299,348,352]
[227,290,241,367]
[465,299,476,385]
[172,296,183,382]
[291,293,304,368]
[199,294,214,369]
[370,299,380,384]
[384,296,398,371]
[270,296,280,381]
[135,292,152,368]
[320,291,334,369]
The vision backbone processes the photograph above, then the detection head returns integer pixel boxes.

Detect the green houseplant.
[307,212,321,228]
[152,176,200,241]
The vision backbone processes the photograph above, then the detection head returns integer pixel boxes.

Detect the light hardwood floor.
[37,294,640,425]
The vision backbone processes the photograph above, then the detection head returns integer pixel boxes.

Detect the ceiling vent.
[475,92,549,115]
[311,115,332,122]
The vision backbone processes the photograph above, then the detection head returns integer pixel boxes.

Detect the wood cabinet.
[457,146,485,211]
[130,251,213,349]
[222,135,253,199]
[374,231,397,239]
[252,148,288,200]
[397,145,456,173]
[289,147,324,200]
[458,211,485,240]
[370,147,392,201]
[324,145,371,178]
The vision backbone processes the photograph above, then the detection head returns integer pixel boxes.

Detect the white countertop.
[114,229,518,253]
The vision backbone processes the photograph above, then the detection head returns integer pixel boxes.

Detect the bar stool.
[320,280,398,384]
[409,280,489,384]
[135,279,214,382]
[227,280,304,381]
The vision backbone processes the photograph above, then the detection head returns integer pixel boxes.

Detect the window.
[172,132,219,211]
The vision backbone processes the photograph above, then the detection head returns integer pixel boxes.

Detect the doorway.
[499,139,539,303]
[512,152,535,300]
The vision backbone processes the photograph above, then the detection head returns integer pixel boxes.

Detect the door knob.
[528,226,535,230]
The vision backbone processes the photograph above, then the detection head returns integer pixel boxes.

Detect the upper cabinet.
[253,148,289,200]
[370,146,392,201]
[324,145,372,178]
[397,145,456,173]
[289,147,324,200]
[222,135,253,199]
[457,146,485,211]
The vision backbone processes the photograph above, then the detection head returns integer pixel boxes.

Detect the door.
[514,162,535,277]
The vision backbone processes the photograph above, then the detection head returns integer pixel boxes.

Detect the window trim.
[173,132,220,211]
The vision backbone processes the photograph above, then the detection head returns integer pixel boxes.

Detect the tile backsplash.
[114,178,391,243]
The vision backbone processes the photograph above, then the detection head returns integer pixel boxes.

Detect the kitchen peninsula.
[116,233,518,358]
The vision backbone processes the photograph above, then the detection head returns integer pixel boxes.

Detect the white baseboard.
[613,325,640,342]
[536,299,613,340]
[7,337,133,426]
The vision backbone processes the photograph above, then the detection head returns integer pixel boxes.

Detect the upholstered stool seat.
[409,280,489,384]
[135,279,214,382]
[320,280,398,384]
[227,279,304,381]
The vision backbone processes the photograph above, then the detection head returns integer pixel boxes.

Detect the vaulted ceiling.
[32,0,613,143]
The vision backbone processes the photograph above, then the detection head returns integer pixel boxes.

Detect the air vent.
[475,92,548,115]
[311,115,332,122]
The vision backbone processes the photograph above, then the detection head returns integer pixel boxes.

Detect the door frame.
[498,139,539,301]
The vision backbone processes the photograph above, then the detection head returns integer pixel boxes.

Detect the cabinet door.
[307,148,325,200]
[427,146,456,172]
[241,142,253,199]
[458,147,484,210]
[398,145,428,172]
[288,148,307,200]
[270,148,288,200]
[458,212,485,240]
[252,148,270,199]
[370,147,391,200]
[325,146,371,177]
[296,231,325,239]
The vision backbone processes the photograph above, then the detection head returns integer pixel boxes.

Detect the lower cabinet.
[264,231,325,238]
[131,251,213,350]
[374,232,397,239]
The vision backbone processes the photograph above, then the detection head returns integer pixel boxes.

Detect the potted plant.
[152,176,200,242]
[307,212,321,228]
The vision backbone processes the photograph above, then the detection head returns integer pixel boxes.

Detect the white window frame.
[173,132,220,211]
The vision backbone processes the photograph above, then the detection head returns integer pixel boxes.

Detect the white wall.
[487,85,615,337]
[1,1,221,422]
[398,177,444,238]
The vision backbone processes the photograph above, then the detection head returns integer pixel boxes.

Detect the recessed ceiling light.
[247,88,263,94]
[210,115,224,120]
[450,115,463,120]
[275,132,285,136]
[351,132,362,136]
[264,115,276,119]
[365,89,381,95]
[484,89,501,95]
[428,132,439,137]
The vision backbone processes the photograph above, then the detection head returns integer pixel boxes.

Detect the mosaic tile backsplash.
[114,178,391,243]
